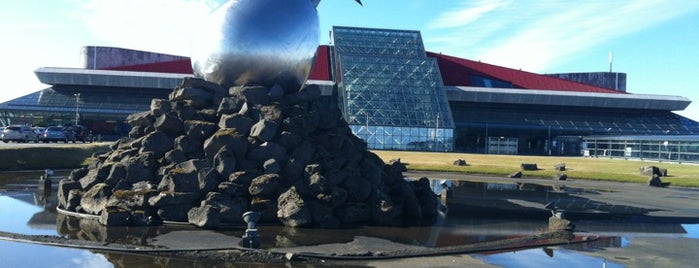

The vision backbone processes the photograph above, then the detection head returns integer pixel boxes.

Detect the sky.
[1,0,698,121]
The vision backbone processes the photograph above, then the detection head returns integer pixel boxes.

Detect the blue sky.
[2,0,698,121]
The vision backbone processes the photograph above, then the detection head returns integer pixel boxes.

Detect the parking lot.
[0,140,108,148]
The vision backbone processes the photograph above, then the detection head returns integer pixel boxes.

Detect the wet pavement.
[411,171,699,221]
[2,170,699,267]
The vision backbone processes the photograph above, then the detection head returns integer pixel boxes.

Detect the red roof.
[308,45,332,80]
[427,52,624,94]
[99,46,622,94]
[103,58,194,74]
[102,46,333,81]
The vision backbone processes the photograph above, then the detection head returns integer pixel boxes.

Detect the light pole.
[547,126,551,156]
[606,128,612,158]
[74,93,80,126]
[435,113,440,152]
[365,113,370,142]
[663,130,670,162]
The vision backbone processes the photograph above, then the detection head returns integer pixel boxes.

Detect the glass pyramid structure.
[331,26,454,151]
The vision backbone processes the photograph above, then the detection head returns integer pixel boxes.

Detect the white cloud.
[427,0,510,30]
[78,0,222,56]
[0,23,60,32]
[69,252,111,268]
[424,0,699,72]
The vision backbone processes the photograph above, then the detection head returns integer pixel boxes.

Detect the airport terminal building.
[2,26,698,161]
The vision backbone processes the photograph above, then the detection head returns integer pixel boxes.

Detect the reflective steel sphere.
[191,0,320,92]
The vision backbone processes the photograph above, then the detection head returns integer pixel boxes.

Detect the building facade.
[331,26,454,151]
[2,26,698,160]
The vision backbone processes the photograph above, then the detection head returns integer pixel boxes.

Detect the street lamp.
[73,93,80,126]
[365,113,370,142]
[606,128,612,158]
[434,113,440,152]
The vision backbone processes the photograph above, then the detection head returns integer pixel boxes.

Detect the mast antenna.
[609,50,613,72]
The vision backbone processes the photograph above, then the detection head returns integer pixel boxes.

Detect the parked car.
[2,125,39,143]
[41,126,76,143]
[71,125,94,143]
[32,127,45,141]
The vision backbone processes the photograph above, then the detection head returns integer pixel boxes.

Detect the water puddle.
[0,240,112,268]
[478,247,626,268]
[1,171,698,267]
[683,224,699,239]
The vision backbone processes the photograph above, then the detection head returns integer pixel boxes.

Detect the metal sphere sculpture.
[191,0,362,93]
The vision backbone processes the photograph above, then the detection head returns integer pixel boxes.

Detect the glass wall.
[487,137,518,155]
[332,26,455,151]
[584,136,699,164]
[350,125,453,151]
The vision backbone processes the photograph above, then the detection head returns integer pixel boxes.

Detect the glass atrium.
[584,135,699,164]
[332,26,454,151]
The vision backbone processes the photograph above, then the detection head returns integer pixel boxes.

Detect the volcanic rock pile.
[57,78,440,228]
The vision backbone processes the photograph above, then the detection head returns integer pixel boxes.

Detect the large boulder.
[219,113,254,135]
[174,135,203,156]
[213,147,237,178]
[230,85,270,105]
[248,141,287,165]
[204,128,248,160]
[98,207,130,226]
[250,120,279,142]
[106,188,157,211]
[157,204,194,222]
[179,76,227,99]
[413,177,440,223]
[148,191,201,207]
[184,120,218,140]
[150,99,172,117]
[140,131,174,158]
[648,174,663,187]
[640,166,666,177]
[154,113,185,136]
[217,96,245,115]
[57,79,441,228]
[57,179,82,210]
[371,194,403,226]
[126,111,154,127]
[187,205,220,228]
[277,187,312,227]
[248,174,281,199]
[158,168,201,193]
[80,183,112,215]
[78,168,104,190]
[199,192,247,224]
[169,86,213,109]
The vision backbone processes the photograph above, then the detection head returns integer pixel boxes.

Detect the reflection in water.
[1,240,287,268]
[97,251,272,268]
[1,171,698,267]
[683,224,699,239]
[0,240,112,268]
[478,247,625,268]
[440,180,660,220]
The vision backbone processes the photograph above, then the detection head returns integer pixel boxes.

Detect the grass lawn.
[2,144,696,187]
[0,143,111,171]
[373,150,699,187]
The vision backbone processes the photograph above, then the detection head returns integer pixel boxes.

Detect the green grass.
[3,144,697,187]
[0,143,111,171]
[373,150,699,187]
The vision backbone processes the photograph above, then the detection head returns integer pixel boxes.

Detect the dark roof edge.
[447,86,691,111]
[34,67,189,89]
